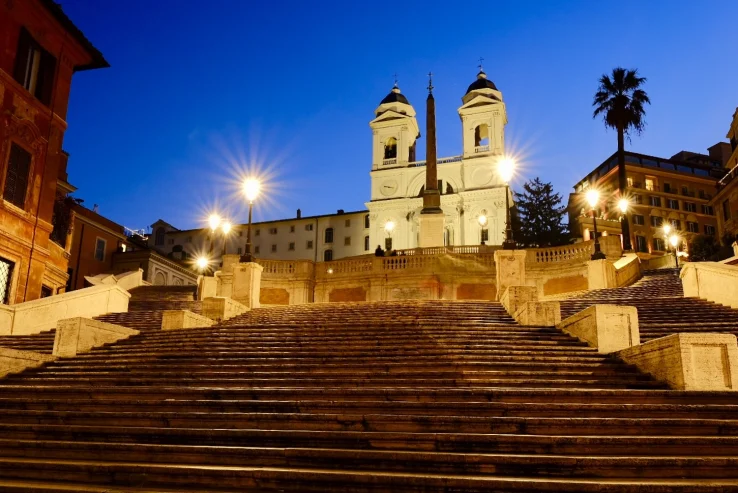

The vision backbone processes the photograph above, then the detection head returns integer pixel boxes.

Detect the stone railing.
[681,262,738,309]
[0,285,130,336]
[474,145,490,153]
[614,254,642,287]
[397,245,495,256]
[258,259,314,278]
[527,237,621,266]
[382,158,397,166]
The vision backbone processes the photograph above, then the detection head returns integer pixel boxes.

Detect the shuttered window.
[13,28,56,106]
[3,144,32,209]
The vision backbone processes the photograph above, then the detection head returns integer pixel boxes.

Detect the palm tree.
[593,67,650,251]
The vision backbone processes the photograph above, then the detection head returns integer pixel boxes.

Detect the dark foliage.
[513,178,569,247]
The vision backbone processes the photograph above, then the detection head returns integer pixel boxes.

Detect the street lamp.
[241,178,261,262]
[618,198,630,251]
[478,214,488,245]
[207,214,221,255]
[586,189,606,260]
[664,222,680,270]
[195,256,209,273]
[498,157,516,250]
[384,220,395,251]
[220,220,232,257]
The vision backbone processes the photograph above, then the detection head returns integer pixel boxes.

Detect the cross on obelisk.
[478,57,484,72]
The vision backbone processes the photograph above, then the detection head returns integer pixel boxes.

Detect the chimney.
[337,209,344,215]
[296,208,302,219]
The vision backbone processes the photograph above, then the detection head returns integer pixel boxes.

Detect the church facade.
[149,70,514,265]
[367,70,512,251]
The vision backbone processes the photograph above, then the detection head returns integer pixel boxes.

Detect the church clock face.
[380,179,399,197]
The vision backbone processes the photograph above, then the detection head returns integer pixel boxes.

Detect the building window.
[481,228,489,242]
[168,238,174,245]
[290,225,295,233]
[40,285,53,298]
[238,231,243,237]
[702,205,714,216]
[705,225,716,236]
[324,228,334,243]
[663,183,672,194]
[650,216,663,227]
[0,257,15,304]
[255,229,261,236]
[344,219,351,227]
[254,246,260,254]
[186,236,192,243]
[305,224,313,231]
[723,199,732,221]
[307,240,314,249]
[669,219,681,230]
[288,242,295,251]
[626,177,633,187]
[154,227,165,246]
[3,143,32,209]
[237,247,242,255]
[681,186,689,196]
[94,238,106,262]
[271,244,277,252]
[645,178,655,191]
[686,221,699,233]
[633,195,643,205]
[385,237,393,251]
[364,215,370,229]
[653,238,665,251]
[323,249,333,261]
[344,236,351,246]
[269,227,278,235]
[684,202,696,213]
[667,199,679,210]
[632,214,645,225]
[384,137,397,160]
[13,28,56,106]
[649,196,661,207]
[635,235,648,253]
[364,235,370,251]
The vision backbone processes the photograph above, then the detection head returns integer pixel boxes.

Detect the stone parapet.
[499,285,537,314]
[494,250,527,301]
[232,262,263,309]
[514,301,562,327]
[557,304,640,354]
[161,310,215,330]
[618,333,738,391]
[202,297,248,322]
[681,262,738,309]
[197,275,218,301]
[53,317,139,358]
[0,285,130,336]
[587,259,617,291]
[0,347,57,379]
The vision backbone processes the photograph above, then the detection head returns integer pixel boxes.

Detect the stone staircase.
[0,330,55,354]
[560,269,738,342]
[0,299,737,490]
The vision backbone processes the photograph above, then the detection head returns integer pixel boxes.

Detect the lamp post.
[618,198,630,251]
[586,189,606,260]
[498,157,516,250]
[220,221,232,258]
[384,220,395,251]
[669,234,680,270]
[478,214,488,245]
[208,214,221,256]
[240,178,261,263]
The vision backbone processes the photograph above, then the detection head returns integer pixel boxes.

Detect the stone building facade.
[0,0,106,303]
[712,107,738,241]
[568,148,726,256]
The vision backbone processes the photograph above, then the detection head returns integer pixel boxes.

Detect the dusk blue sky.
[59,0,738,231]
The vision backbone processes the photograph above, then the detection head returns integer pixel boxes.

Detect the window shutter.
[36,50,57,106]
[4,144,32,209]
[12,29,33,86]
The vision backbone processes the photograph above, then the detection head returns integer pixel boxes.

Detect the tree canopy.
[592,67,650,140]
[513,178,568,248]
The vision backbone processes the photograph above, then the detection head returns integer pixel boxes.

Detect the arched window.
[417,185,424,198]
[324,227,334,244]
[446,182,454,194]
[384,137,397,160]
[323,249,333,261]
[364,235,370,251]
[474,124,490,147]
[153,271,166,285]
[154,227,165,246]
[364,214,370,229]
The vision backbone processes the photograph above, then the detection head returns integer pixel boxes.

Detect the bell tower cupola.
[369,82,420,170]
[458,67,507,159]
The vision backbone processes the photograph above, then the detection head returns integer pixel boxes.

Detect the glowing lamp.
[663,224,671,236]
[208,214,221,231]
[618,198,629,214]
[221,221,232,235]
[498,157,515,184]
[478,215,488,227]
[669,235,679,248]
[196,256,209,270]
[585,189,600,209]
[243,178,261,203]
[384,221,395,234]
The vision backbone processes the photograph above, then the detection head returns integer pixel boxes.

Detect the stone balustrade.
[681,261,738,309]
[614,255,642,287]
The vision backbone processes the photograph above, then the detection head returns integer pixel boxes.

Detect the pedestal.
[418,213,444,248]
[494,250,527,301]
[232,262,263,309]
[587,259,616,291]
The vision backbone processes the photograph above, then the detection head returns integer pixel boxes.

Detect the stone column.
[494,250,527,301]
[232,262,263,309]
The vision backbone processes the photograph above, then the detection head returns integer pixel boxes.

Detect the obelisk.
[418,72,444,247]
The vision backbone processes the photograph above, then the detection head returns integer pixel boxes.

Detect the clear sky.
[59,0,738,231]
